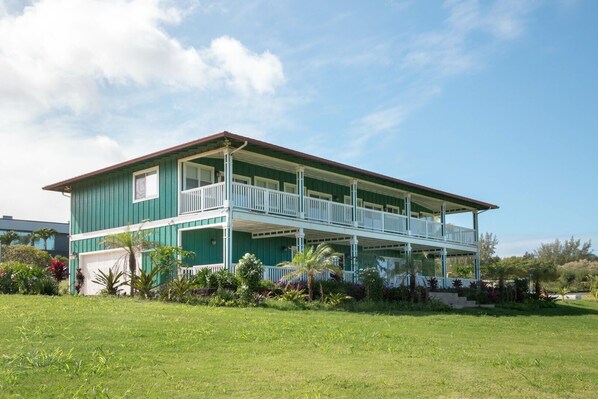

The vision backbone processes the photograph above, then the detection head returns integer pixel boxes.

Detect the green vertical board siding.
[181,228,223,265]
[232,232,295,266]
[71,151,432,236]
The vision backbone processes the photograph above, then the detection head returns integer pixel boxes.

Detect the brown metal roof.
[43,131,498,210]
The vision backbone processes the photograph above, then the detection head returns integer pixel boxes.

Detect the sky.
[0,0,596,257]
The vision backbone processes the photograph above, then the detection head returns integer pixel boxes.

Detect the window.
[308,190,332,200]
[233,175,251,185]
[343,195,363,207]
[386,205,401,214]
[133,167,159,202]
[183,163,213,190]
[364,202,383,211]
[284,183,297,194]
[255,177,279,191]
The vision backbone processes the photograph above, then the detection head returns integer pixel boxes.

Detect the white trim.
[386,205,401,214]
[132,166,159,203]
[233,174,251,185]
[178,148,224,164]
[283,182,297,194]
[363,201,383,211]
[307,190,332,200]
[254,176,280,190]
[70,210,226,242]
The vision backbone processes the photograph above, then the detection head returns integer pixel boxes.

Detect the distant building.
[0,215,69,257]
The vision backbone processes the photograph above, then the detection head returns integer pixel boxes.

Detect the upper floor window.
[183,163,213,190]
[343,195,363,207]
[386,205,401,214]
[233,175,251,185]
[133,167,159,202]
[255,177,279,191]
[284,183,297,194]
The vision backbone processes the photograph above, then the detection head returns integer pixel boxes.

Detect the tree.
[483,257,524,298]
[149,246,195,283]
[535,237,595,267]
[32,228,57,250]
[525,258,558,295]
[479,232,499,266]
[278,243,341,301]
[0,231,19,246]
[100,225,153,297]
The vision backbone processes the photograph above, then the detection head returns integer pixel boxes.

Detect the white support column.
[405,242,412,286]
[295,228,305,253]
[405,194,412,235]
[350,235,358,281]
[223,216,233,272]
[440,202,447,240]
[441,249,447,288]
[223,147,233,271]
[473,210,480,280]
[296,166,305,219]
[350,180,358,227]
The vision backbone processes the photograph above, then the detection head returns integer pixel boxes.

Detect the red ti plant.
[48,259,68,282]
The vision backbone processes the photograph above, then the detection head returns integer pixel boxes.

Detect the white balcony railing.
[180,182,225,214]
[179,182,477,246]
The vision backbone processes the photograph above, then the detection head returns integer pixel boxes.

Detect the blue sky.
[0,0,596,256]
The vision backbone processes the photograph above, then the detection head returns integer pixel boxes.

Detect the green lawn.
[0,296,597,398]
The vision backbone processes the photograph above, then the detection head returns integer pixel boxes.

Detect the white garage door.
[79,250,140,296]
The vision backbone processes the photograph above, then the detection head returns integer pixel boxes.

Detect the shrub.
[75,268,85,294]
[162,276,196,303]
[193,268,218,289]
[48,259,68,282]
[0,261,56,295]
[358,266,384,301]
[280,289,308,303]
[149,246,195,283]
[1,245,52,269]
[213,269,238,291]
[427,277,438,291]
[452,279,463,289]
[236,253,264,293]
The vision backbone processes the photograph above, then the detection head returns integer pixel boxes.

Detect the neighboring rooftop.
[0,215,69,234]
[43,131,498,211]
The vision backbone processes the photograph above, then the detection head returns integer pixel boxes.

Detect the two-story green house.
[44,131,498,295]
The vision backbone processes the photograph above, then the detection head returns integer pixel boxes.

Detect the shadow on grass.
[260,299,598,318]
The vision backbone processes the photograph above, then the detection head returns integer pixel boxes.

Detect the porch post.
[405,194,411,235]
[351,180,358,227]
[295,228,305,253]
[350,235,358,282]
[223,216,233,272]
[440,202,446,240]
[441,248,447,288]
[473,210,480,280]
[405,243,412,285]
[223,147,233,271]
[296,166,305,219]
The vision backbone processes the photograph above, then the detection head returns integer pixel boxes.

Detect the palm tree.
[526,259,558,295]
[100,225,153,297]
[483,260,521,296]
[32,228,57,250]
[278,243,341,301]
[0,231,19,246]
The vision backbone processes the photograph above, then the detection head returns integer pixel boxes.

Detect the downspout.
[230,141,248,155]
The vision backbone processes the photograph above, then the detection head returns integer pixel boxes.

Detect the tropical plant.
[557,287,569,301]
[92,269,125,295]
[149,246,195,283]
[280,288,308,303]
[75,267,85,294]
[427,277,438,291]
[278,243,341,301]
[0,231,19,246]
[48,259,68,281]
[324,292,352,306]
[0,261,55,295]
[483,259,522,297]
[163,275,196,303]
[357,266,384,301]
[128,265,164,299]
[526,259,558,295]
[452,279,463,289]
[100,225,153,297]
[193,268,218,289]
[236,253,264,293]
[0,245,52,269]
[32,228,57,250]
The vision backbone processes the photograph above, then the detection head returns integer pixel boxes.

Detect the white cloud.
[0,0,285,117]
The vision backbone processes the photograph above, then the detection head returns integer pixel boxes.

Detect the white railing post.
[441,249,447,288]
[405,194,411,235]
[351,180,358,228]
[441,202,447,241]
[350,236,358,283]
[297,166,305,219]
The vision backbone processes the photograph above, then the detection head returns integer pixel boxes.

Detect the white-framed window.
[308,190,332,200]
[411,211,420,218]
[233,175,251,185]
[183,163,214,190]
[255,176,279,191]
[364,202,383,211]
[133,166,159,202]
[283,183,297,194]
[332,254,345,270]
[386,205,401,214]
[420,211,434,221]
[343,195,363,207]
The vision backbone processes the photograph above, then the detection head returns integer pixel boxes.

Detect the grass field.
[0,296,597,398]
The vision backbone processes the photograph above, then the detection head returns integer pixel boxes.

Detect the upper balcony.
[179,182,476,246]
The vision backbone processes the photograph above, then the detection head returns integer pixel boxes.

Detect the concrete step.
[429,292,484,309]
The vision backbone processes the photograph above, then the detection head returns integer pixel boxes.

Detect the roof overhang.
[43,131,498,211]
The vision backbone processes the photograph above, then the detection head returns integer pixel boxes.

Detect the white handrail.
[180,182,225,214]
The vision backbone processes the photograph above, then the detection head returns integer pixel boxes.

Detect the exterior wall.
[69,216,224,291]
